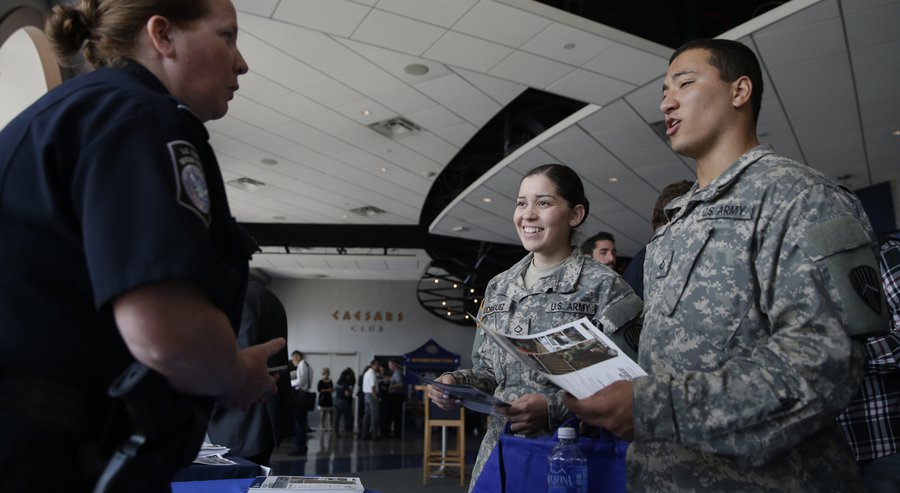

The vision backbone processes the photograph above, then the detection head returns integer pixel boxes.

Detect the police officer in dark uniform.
[0,1,284,491]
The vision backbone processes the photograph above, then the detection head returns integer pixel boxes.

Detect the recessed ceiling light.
[261,158,278,165]
[380,167,387,172]
[482,197,493,203]
[892,129,900,136]
[404,63,429,76]
[341,214,348,219]
[441,301,446,306]
[434,279,439,284]
[361,109,371,116]
[563,42,576,50]
[446,311,451,316]
[608,177,619,183]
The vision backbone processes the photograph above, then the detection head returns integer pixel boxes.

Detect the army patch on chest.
[698,202,754,221]
[168,140,211,227]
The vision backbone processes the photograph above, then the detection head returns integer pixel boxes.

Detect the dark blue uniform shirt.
[0,62,253,392]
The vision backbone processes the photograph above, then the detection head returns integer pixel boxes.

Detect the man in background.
[622,180,694,299]
[838,237,900,492]
[580,231,617,269]
[385,359,406,436]
[207,277,291,466]
[289,350,313,456]
[359,360,382,441]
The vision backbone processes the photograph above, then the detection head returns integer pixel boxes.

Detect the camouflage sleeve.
[596,274,643,332]
[446,288,499,393]
[446,325,499,393]
[597,274,643,361]
[634,184,869,464]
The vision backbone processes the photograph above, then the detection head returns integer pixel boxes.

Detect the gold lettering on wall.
[333,309,404,334]
[332,310,404,321]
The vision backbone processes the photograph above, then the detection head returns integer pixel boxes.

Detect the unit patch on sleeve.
[168,140,211,227]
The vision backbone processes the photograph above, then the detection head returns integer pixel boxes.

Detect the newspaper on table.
[481,316,646,399]
[248,475,364,492]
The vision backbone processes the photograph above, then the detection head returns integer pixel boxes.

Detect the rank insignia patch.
[849,265,882,314]
[168,140,211,227]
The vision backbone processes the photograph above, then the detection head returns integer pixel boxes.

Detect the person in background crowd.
[430,164,642,491]
[317,367,334,431]
[360,360,383,441]
[386,359,406,437]
[207,277,291,467]
[289,350,313,455]
[621,179,694,299]
[579,231,617,270]
[565,38,886,492]
[0,1,284,491]
[333,368,356,437]
[838,237,900,492]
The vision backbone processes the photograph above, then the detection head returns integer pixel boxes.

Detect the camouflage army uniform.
[633,145,886,492]
[447,248,642,491]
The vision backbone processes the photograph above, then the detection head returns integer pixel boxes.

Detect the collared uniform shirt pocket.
[649,224,756,352]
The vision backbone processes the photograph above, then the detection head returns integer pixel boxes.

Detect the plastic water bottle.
[547,427,588,493]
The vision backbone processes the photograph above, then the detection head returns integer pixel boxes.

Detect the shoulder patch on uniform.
[168,140,211,227]
[849,265,882,314]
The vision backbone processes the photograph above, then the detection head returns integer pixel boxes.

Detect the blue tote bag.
[472,420,628,493]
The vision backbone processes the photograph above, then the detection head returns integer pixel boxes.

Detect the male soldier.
[565,39,886,491]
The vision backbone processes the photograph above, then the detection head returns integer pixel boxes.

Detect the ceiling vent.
[368,117,422,139]
[226,176,266,191]
[349,205,386,217]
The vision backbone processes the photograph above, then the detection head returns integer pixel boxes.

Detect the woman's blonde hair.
[45,0,208,68]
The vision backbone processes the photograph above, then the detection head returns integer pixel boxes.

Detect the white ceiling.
[209,0,900,280]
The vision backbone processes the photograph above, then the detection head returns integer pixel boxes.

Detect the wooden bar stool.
[421,386,465,486]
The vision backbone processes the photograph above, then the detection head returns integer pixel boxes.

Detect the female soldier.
[0,1,283,491]
[429,164,642,491]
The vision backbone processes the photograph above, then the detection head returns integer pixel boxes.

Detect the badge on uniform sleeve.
[168,140,211,227]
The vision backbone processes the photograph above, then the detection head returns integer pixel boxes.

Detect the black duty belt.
[0,369,108,438]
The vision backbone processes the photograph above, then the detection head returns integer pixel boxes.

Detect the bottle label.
[548,464,587,493]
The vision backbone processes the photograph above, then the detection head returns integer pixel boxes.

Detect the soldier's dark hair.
[579,232,615,255]
[45,0,209,68]
[670,39,764,126]
[522,163,590,229]
[652,180,694,230]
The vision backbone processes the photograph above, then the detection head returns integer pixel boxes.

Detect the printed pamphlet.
[481,317,646,399]
[248,475,364,492]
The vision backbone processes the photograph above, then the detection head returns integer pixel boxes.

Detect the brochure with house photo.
[481,317,646,399]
